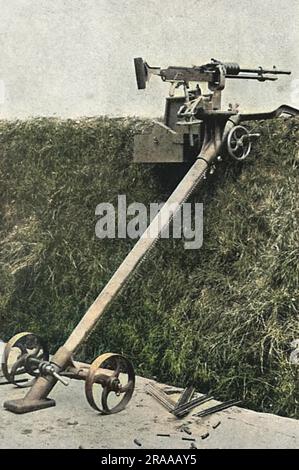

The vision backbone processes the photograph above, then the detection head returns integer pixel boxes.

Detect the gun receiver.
[134,57,291,90]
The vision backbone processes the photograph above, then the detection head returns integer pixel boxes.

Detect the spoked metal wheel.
[1,332,49,388]
[85,353,135,414]
[227,125,252,160]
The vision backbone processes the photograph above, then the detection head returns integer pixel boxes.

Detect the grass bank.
[0,116,298,417]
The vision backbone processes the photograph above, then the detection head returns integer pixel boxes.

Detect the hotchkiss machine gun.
[1,58,298,415]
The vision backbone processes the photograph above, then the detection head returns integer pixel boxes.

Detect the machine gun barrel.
[239,67,291,75]
[229,66,291,81]
[226,66,291,82]
[226,74,278,81]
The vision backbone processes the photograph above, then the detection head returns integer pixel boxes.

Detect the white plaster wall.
[0,0,298,118]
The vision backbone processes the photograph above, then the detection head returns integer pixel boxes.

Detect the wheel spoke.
[112,358,121,377]
[101,386,111,412]
[10,356,26,379]
[119,380,134,393]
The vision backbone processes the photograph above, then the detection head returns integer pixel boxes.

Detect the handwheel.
[227,125,252,160]
[85,353,135,414]
[1,332,49,388]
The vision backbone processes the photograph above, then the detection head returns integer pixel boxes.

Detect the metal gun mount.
[133,57,299,162]
[1,58,298,417]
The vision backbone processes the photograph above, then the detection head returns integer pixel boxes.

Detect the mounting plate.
[4,397,56,414]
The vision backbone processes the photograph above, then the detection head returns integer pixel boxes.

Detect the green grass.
[0,116,298,418]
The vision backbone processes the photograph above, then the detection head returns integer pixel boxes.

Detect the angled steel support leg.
[3,114,240,414]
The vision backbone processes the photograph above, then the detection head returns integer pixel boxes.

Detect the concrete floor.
[0,372,298,449]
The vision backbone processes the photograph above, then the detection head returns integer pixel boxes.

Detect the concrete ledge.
[0,372,298,449]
